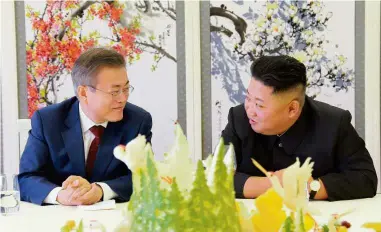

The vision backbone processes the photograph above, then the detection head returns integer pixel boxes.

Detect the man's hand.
[62,175,92,203]
[58,176,103,205]
[62,175,90,190]
[273,169,285,186]
[57,183,103,205]
[56,187,83,206]
[74,183,103,205]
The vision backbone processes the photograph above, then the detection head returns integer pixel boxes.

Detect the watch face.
[310,180,321,191]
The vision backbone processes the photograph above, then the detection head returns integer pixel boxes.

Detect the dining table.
[1,194,380,232]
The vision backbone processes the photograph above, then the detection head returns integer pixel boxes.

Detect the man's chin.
[251,125,270,135]
[251,124,261,133]
[107,113,123,122]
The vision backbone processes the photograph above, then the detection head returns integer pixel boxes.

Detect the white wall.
[365,1,381,193]
[0,0,2,173]
[1,1,19,175]
[185,1,202,162]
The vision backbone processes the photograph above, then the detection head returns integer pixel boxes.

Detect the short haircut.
[250,55,307,94]
[71,47,126,94]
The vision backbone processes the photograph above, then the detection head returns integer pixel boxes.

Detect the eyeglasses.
[87,85,134,98]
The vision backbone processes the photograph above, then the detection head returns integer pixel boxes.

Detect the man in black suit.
[222,55,378,201]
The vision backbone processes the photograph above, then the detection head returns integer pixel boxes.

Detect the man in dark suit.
[222,55,378,201]
[19,47,152,205]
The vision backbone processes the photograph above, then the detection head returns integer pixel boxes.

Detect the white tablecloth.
[1,194,380,232]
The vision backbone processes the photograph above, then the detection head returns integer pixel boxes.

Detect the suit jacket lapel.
[61,101,86,177]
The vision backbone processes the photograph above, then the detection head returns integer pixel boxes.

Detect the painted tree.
[25,0,177,117]
[187,161,216,231]
[207,140,241,232]
[130,153,168,231]
[211,0,354,103]
[164,178,186,231]
[115,124,242,231]
[25,0,140,117]
[128,168,149,231]
[127,168,148,230]
[131,0,177,71]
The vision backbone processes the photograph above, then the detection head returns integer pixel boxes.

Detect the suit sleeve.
[319,110,378,200]
[139,112,153,143]
[18,111,59,205]
[221,107,250,198]
[102,112,153,202]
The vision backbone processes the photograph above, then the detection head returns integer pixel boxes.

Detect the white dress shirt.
[43,104,118,204]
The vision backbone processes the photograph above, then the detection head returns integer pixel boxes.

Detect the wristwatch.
[309,179,321,199]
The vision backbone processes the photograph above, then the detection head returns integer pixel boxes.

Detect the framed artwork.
[15,0,186,158]
[201,0,364,157]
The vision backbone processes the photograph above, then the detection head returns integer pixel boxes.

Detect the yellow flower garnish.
[252,188,287,232]
[65,220,75,230]
[304,213,315,231]
[362,222,381,232]
[337,226,349,232]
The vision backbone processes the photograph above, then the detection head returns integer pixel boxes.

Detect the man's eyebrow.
[111,81,129,88]
[247,90,264,102]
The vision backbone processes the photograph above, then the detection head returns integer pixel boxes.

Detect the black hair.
[250,55,307,93]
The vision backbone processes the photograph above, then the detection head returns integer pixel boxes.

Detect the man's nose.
[116,92,128,103]
[246,104,257,118]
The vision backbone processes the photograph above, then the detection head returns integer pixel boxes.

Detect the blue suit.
[18,97,152,205]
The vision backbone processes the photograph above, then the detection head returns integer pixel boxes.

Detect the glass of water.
[0,174,20,216]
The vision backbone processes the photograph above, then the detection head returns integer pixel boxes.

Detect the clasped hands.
[56,175,103,206]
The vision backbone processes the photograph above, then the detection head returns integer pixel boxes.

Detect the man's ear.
[77,86,88,103]
[288,99,301,119]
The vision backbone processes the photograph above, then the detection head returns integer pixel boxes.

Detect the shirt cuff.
[234,172,251,198]
[43,187,62,204]
[96,182,118,201]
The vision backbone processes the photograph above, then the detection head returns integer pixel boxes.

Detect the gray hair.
[71,47,126,95]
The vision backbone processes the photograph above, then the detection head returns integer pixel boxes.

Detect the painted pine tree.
[163,178,186,231]
[115,125,242,232]
[130,153,168,232]
[209,139,241,232]
[129,169,148,231]
[187,160,216,231]
[146,154,168,231]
